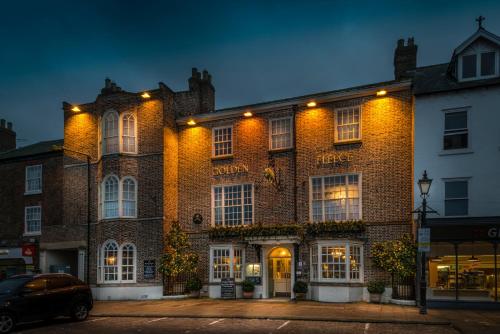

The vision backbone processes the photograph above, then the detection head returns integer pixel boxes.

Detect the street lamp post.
[417,170,432,315]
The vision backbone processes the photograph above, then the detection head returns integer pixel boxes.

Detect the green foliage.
[305,221,365,237]
[371,234,416,279]
[367,280,385,294]
[293,280,308,294]
[241,279,255,292]
[186,276,203,292]
[159,221,199,277]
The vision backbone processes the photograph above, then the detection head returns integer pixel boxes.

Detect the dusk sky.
[1,0,500,145]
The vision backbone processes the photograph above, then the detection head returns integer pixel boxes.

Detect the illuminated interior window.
[336,106,360,142]
[213,126,233,157]
[269,117,292,150]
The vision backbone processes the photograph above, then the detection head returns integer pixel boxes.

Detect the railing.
[163,273,194,296]
[391,275,416,300]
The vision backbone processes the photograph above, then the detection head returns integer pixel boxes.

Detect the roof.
[453,27,500,55]
[413,63,500,95]
[0,139,63,161]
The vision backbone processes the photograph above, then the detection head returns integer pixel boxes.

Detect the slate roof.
[0,139,63,161]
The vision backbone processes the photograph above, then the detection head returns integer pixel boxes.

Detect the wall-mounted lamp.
[187,119,196,126]
[306,101,317,108]
[71,106,81,112]
[141,92,151,98]
[243,111,253,117]
[376,90,387,96]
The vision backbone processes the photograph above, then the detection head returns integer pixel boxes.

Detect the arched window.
[121,244,136,282]
[102,241,119,282]
[122,177,137,218]
[102,111,119,154]
[103,176,119,218]
[122,113,136,153]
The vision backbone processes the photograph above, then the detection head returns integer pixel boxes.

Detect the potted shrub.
[367,280,385,303]
[241,279,255,299]
[293,280,308,300]
[186,277,203,298]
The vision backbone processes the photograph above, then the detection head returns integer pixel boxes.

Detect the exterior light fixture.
[243,111,253,117]
[376,90,387,96]
[306,101,317,108]
[187,119,196,126]
[418,170,433,198]
[71,106,81,112]
[141,92,151,98]
[467,255,480,262]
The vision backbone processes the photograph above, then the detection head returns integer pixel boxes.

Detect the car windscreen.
[0,277,32,295]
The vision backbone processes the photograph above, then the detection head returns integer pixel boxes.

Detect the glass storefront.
[428,242,499,302]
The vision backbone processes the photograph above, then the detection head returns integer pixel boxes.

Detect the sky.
[1,0,500,146]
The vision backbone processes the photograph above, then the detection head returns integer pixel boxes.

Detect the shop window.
[269,117,293,150]
[212,184,253,226]
[210,246,244,282]
[212,126,233,157]
[444,180,468,216]
[310,241,363,282]
[310,174,361,222]
[24,206,41,235]
[25,165,42,194]
[336,106,360,143]
[444,111,468,150]
[99,240,136,284]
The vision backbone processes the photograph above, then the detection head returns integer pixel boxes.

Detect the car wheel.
[71,303,89,321]
[0,313,15,334]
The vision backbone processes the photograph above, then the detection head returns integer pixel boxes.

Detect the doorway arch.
[267,247,292,298]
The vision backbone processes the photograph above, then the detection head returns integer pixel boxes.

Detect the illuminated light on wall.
[376,90,387,96]
[306,101,317,108]
[187,119,196,126]
[141,92,151,98]
[243,111,253,117]
[71,106,81,112]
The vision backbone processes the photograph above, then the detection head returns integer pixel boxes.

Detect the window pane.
[445,181,468,199]
[462,54,477,78]
[270,118,292,150]
[445,112,467,131]
[350,245,361,280]
[445,199,468,216]
[444,133,468,150]
[336,107,360,142]
[213,127,232,157]
[122,179,136,217]
[212,248,230,279]
[103,113,119,154]
[481,52,495,76]
[104,177,119,218]
[233,248,243,280]
[25,206,41,233]
[103,242,118,282]
[122,114,136,153]
[26,165,42,193]
[121,244,135,281]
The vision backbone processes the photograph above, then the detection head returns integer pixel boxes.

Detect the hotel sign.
[316,152,353,167]
[213,164,249,177]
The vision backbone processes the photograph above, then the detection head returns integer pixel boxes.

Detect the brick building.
[1,38,416,302]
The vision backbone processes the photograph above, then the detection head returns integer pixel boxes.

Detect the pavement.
[89,298,500,334]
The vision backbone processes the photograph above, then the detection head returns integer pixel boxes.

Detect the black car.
[0,273,93,333]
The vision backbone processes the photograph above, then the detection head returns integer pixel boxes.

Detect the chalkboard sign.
[144,260,156,280]
[220,277,235,299]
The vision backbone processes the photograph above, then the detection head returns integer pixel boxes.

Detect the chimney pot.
[192,68,198,77]
[0,119,5,128]
[397,39,404,47]
[7,122,12,130]
[105,78,112,88]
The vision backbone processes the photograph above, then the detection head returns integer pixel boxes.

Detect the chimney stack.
[394,37,417,80]
[0,119,16,152]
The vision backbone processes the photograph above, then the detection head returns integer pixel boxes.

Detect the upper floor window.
[213,184,253,226]
[100,175,137,219]
[336,106,361,143]
[445,179,468,216]
[459,50,499,81]
[25,206,41,235]
[97,240,136,283]
[103,175,119,218]
[269,117,293,150]
[212,126,233,157]
[122,177,137,218]
[444,110,468,150]
[101,111,137,155]
[25,165,42,194]
[311,174,361,222]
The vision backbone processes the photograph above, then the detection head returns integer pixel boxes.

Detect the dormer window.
[459,50,499,81]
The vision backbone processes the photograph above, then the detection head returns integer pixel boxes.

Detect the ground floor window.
[97,240,137,283]
[428,241,499,302]
[210,245,244,282]
[310,241,363,282]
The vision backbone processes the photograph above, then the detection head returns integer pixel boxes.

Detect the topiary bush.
[186,276,202,292]
[367,280,386,294]
[241,279,255,293]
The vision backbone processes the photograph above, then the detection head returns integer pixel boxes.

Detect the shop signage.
[143,260,156,280]
[220,277,236,299]
[0,249,8,256]
[316,152,353,167]
[487,227,500,239]
[22,244,35,257]
[213,164,249,177]
[417,228,431,253]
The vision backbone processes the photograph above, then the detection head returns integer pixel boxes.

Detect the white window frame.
[269,117,293,151]
[334,106,362,143]
[98,240,137,284]
[211,183,254,227]
[443,108,469,151]
[209,244,245,283]
[24,206,42,236]
[101,110,138,156]
[212,125,234,158]
[101,174,120,219]
[458,49,499,82]
[25,165,42,195]
[121,113,138,154]
[101,110,120,155]
[121,176,138,218]
[443,178,469,217]
[310,240,364,283]
[309,173,362,222]
[100,175,138,220]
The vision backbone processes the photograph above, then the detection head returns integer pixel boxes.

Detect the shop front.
[427,218,500,307]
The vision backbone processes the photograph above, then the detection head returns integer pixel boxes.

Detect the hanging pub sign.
[22,244,36,257]
[316,152,353,167]
[213,164,249,177]
[220,277,236,299]
[144,260,156,280]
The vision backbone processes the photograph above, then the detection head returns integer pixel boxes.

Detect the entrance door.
[268,247,291,297]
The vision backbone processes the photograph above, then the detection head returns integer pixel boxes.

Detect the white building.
[413,23,500,307]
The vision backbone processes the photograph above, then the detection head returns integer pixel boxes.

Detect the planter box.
[243,291,254,299]
[295,292,307,300]
[369,293,382,303]
[189,290,200,298]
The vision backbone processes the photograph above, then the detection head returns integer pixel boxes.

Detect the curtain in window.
[103,112,119,154]
[122,178,136,217]
[103,176,119,218]
[122,114,136,153]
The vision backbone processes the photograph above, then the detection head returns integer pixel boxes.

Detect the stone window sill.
[439,149,474,156]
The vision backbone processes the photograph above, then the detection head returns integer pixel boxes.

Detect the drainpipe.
[292,105,298,223]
